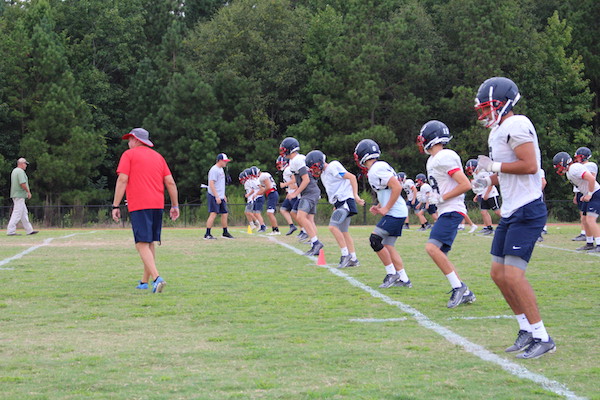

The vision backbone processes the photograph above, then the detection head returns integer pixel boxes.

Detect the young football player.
[553,152,600,253]
[570,147,598,245]
[306,150,366,268]
[354,139,412,289]
[240,169,261,230]
[465,158,501,235]
[247,166,267,233]
[276,156,300,236]
[279,137,324,256]
[397,172,416,229]
[256,167,281,235]
[416,120,476,308]
[414,173,437,230]
[473,76,554,359]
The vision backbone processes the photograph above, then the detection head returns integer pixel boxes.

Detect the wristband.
[491,162,502,173]
[172,205,179,209]
[112,205,119,209]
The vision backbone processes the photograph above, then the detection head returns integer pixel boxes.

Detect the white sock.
[445,271,462,289]
[581,230,586,235]
[340,247,349,256]
[311,236,318,244]
[595,237,600,246]
[516,313,532,332]
[586,236,594,244]
[385,264,396,275]
[350,252,357,261]
[458,224,464,229]
[530,320,549,342]
[397,268,409,282]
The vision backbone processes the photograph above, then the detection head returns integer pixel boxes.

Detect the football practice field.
[1,224,598,400]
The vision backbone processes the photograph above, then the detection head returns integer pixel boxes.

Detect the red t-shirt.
[116,146,172,212]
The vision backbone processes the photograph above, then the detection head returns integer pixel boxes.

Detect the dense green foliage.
[0,0,596,209]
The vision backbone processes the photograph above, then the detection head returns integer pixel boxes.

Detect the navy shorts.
[130,209,163,243]
[491,198,547,263]
[280,197,298,212]
[406,199,417,211]
[207,193,228,214]
[478,195,500,211]
[576,192,586,212]
[376,215,406,237]
[583,191,600,216]
[266,191,279,212]
[253,196,265,213]
[417,203,437,214]
[428,211,464,253]
[334,198,358,217]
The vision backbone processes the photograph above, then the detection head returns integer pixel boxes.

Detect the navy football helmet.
[238,170,248,184]
[552,152,572,176]
[574,147,592,163]
[415,173,427,187]
[354,139,381,174]
[276,155,288,171]
[279,137,300,158]
[474,77,521,128]
[305,150,326,177]
[249,166,261,178]
[417,120,452,154]
[465,159,478,177]
[397,171,406,181]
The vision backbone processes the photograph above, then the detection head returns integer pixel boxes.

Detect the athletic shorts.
[280,197,299,212]
[417,203,437,214]
[491,198,547,263]
[406,199,416,211]
[253,196,265,213]
[583,190,600,216]
[265,191,279,212]
[375,215,406,237]
[245,202,254,213]
[428,211,464,254]
[207,193,228,214]
[576,192,586,212]
[478,195,500,211]
[297,194,319,215]
[130,209,163,243]
[334,198,358,216]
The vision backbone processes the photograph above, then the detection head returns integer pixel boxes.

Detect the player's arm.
[289,173,310,199]
[444,170,471,200]
[112,173,128,222]
[343,171,365,206]
[164,174,179,220]
[581,172,598,201]
[378,176,401,215]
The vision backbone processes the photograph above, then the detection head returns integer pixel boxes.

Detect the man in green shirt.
[7,158,38,236]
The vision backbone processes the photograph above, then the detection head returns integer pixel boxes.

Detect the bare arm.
[164,175,179,220]
[343,172,365,206]
[112,173,129,222]
[443,170,472,201]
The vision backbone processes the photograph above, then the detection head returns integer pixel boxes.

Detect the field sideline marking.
[267,236,587,400]
[0,231,98,269]
[350,318,408,323]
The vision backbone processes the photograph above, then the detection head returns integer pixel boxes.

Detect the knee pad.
[369,233,384,252]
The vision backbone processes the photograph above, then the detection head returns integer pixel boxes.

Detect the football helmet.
[397,171,406,181]
[276,155,288,171]
[249,166,261,178]
[417,120,452,154]
[574,147,592,163]
[238,170,247,184]
[465,159,478,177]
[354,139,380,174]
[415,173,427,187]
[305,150,326,178]
[552,152,572,176]
[474,77,521,128]
[279,137,300,158]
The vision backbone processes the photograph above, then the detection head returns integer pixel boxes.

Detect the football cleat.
[337,255,352,269]
[576,243,595,251]
[571,233,586,241]
[505,330,534,353]
[392,279,413,288]
[447,283,469,308]
[379,273,401,288]
[516,337,556,359]
[203,234,217,240]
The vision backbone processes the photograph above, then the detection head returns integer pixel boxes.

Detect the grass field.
[0,224,598,400]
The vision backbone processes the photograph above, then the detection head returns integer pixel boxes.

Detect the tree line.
[0,0,597,219]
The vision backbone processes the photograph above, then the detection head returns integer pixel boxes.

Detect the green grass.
[0,224,597,399]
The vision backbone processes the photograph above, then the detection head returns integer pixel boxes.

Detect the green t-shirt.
[10,167,29,198]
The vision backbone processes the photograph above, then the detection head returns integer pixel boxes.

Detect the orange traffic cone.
[316,248,326,265]
[247,225,253,234]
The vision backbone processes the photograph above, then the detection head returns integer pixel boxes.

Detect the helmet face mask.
[279,137,300,158]
[465,159,478,177]
[353,139,380,175]
[276,156,288,171]
[305,150,326,178]
[475,77,521,128]
[552,152,572,176]
[574,147,592,163]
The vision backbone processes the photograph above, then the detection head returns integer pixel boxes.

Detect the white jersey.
[289,154,306,175]
[573,162,598,193]
[258,172,276,193]
[367,161,408,218]
[567,163,600,195]
[402,179,416,202]
[426,149,467,215]
[488,115,542,217]
[282,166,295,194]
[417,183,432,203]
[473,170,499,197]
[248,177,262,201]
[244,180,255,199]
[321,161,353,204]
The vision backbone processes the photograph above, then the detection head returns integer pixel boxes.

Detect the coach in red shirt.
[112,128,179,293]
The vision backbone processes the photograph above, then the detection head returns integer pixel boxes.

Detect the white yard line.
[267,236,587,400]
[0,231,97,269]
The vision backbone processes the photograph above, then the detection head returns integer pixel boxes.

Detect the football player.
[280,137,324,256]
[255,167,281,235]
[397,172,416,229]
[570,147,598,242]
[473,76,555,359]
[416,120,476,309]
[354,139,412,289]
[553,152,600,253]
[414,173,437,230]
[240,169,261,230]
[466,158,501,235]
[276,156,300,236]
[306,150,366,268]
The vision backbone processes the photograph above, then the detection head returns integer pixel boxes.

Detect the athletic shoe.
[587,245,600,253]
[152,277,166,293]
[298,233,310,243]
[482,228,494,236]
[417,226,427,232]
[222,232,235,239]
[403,223,410,230]
[460,290,476,305]
[286,225,298,236]
[425,223,433,230]
[6,233,22,236]
[516,337,556,359]
[27,231,39,235]
[542,228,548,235]
[447,282,469,308]
[505,330,534,353]
[457,225,465,231]
[203,234,217,240]
[468,224,478,234]
[304,241,324,256]
[379,273,401,288]
[136,281,149,290]
[346,259,360,267]
[572,233,586,241]
[337,255,352,269]
[392,279,413,288]
[536,236,544,242]
[576,243,594,251]
[257,227,267,233]
[267,230,281,236]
